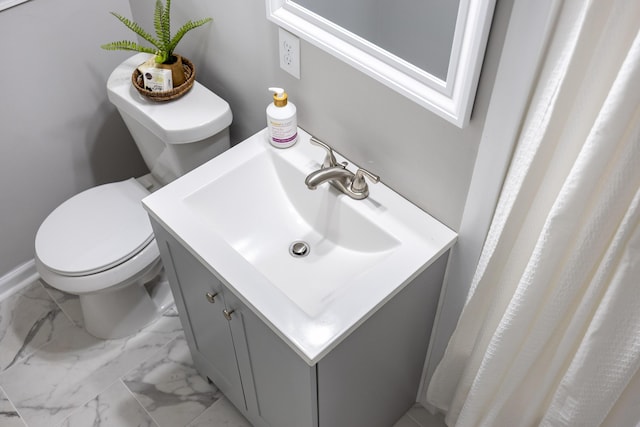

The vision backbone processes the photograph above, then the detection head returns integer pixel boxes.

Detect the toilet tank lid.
[107,53,232,145]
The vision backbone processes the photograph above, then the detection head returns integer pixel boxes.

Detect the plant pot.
[156,54,186,87]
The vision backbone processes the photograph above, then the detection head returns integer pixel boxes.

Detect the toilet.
[35,53,232,339]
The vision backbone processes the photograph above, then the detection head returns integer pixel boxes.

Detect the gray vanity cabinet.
[151,220,448,427]
[153,227,246,412]
[152,223,317,427]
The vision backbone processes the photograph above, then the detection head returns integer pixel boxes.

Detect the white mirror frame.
[0,0,30,11]
[267,0,496,128]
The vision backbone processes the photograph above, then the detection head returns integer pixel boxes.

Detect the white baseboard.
[0,259,39,301]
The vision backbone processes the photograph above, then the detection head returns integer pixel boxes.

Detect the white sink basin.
[183,147,399,317]
[143,128,456,363]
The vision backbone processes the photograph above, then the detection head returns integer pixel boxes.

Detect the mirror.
[0,0,30,11]
[267,0,496,128]
[292,0,460,81]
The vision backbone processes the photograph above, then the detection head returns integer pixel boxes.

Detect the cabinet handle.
[205,292,218,303]
[223,309,235,321]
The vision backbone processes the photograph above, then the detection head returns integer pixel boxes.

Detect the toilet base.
[80,267,173,340]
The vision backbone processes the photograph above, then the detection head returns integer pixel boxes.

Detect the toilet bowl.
[35,53,232,339]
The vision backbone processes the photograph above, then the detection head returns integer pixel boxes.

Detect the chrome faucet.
[304,137,379,200]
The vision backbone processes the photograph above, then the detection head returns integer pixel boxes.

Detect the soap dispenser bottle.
[266,87,297,148]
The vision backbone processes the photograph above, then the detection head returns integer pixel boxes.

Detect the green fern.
[100,40,157,55]
[101,0,211,64]
[168,18,213,55]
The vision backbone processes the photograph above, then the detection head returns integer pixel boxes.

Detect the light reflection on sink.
[183,149,399,316]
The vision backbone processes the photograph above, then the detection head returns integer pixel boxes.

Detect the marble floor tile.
[186,397,252,427]
[60,380,158,427]
[43,282,179,333]
[123,334,220,427]
[0,386,25,427]
[41,282,84,328]
[0,281,75,373]
[393,413,422,427]
[406,403,446,427]
[0,312,182,427]
[0,279,422,427]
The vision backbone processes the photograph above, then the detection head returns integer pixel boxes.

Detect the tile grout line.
[116,320,184,383]
[406,409,428,427]
[57,328,183,425]
[4,279,181,427]
[120,378,162,427]
[407,414,421,427]
[1,279,216,427]
[117,332,200,427]
[39,277,183,389]
[406,406,446,427]
[400,413,422,427]
[122,331,225,427]
[52,331,181,427]
[118,333,218,427]
[58,378,128,427]
[0,383,27,427]
[38,281,81,329]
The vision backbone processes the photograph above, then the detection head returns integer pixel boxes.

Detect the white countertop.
[143,128,457,365]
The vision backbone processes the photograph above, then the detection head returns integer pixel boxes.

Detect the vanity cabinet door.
[224,290,318,427]
[153,227,245,410]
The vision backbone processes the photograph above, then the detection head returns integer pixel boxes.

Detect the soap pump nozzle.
[268,87,288,107]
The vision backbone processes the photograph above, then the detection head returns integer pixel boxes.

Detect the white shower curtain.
[426,0,640,426]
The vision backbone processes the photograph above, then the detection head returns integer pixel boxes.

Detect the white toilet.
[35,53,232,339]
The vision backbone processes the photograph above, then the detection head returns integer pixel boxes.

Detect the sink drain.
[289,241,310,258]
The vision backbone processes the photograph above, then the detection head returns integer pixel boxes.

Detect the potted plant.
[101,0,211,89]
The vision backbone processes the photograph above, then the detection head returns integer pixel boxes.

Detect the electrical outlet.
[279,27,300,79]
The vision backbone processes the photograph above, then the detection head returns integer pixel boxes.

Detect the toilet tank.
[106,53,233,185]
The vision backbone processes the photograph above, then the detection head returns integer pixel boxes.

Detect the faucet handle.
[310,136,338,168]
[351,168,380,193]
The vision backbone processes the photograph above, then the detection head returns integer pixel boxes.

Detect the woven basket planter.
[132,56,195,102]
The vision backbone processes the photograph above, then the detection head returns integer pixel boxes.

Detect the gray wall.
[0,0,148,277]
[131,0,506,229]
[0,0,510,286]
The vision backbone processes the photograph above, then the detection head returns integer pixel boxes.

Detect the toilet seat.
[35,178,159,294]
[36,239,161,295]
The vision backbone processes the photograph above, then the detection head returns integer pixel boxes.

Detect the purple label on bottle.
[273,132,298,143]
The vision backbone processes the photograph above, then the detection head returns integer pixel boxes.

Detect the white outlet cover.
[279,27,300,79]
